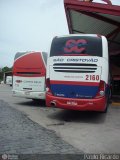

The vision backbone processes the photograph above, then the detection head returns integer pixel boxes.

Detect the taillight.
[16,80,22,83]
[95,80,106,98]
[46,78,52,95]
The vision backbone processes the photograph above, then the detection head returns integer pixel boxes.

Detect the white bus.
[46,34,111,112]
[6,76,12,86]
[12,51,47,100]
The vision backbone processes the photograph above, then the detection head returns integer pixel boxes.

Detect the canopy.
[64,0,120,55]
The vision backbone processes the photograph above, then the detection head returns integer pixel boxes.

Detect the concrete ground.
[0,84,120,154]
[0,100,80,154]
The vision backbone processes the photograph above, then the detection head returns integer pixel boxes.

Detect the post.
[102,0,112,5]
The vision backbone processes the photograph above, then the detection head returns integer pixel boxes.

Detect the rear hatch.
[13,52,46,92]
[49,35,103,98]
[13,76,45,92]
[49,56,102,99]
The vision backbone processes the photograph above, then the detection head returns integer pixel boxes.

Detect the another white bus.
[12,51,47,100]
[46,34,111,112]
[6,76,12,86]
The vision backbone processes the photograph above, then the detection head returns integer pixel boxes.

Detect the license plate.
[25,91,30,95]
[67,101,77,106]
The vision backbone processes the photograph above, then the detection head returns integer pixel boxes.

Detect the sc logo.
[64,39,87,53]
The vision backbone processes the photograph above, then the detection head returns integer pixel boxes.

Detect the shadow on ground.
[14,99,108,124]
[14,99,46,108]
[48,108,108,124]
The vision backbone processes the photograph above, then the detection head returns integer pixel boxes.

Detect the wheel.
[102,102,108,113]
[102,89,111,113]
[32,99,39,102]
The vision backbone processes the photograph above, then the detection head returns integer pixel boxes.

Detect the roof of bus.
[64,0,120,55]
[56,34,101,38]
[13,52,47,70]
[14,51,40,61]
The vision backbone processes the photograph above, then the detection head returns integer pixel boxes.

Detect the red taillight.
[95,80,106,98]
[16,80,22,83]
[46,78,52,95]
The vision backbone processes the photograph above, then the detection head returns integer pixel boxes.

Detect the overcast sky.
[0,0,119,67]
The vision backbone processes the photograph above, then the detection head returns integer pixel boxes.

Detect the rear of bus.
[46,34,110,112]
[6,76,12,86]
[12,51,47,100]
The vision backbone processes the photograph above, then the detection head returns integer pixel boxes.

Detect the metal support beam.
[107,27,120,39]
[80,11,120,27]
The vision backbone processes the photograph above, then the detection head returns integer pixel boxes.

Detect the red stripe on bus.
[50,80,99,86]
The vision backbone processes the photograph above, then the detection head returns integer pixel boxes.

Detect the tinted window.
[14,52,28,60]
[42,52,48,64]
[50,36,102,57]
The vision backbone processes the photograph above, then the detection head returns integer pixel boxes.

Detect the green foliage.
[0,66,12,81]
[2,66,12,72]
[0,72,3,81]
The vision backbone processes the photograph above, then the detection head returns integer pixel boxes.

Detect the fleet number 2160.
[86,75,100,81]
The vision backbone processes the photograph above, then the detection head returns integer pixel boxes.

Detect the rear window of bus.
[50,36,102,57]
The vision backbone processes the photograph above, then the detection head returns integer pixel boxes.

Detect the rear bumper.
[12,90,45,99]
[46,94,107,111]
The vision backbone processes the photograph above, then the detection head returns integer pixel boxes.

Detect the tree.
[2,66,12,73]
[0,66,12,81]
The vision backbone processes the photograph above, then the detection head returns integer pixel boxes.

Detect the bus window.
[50,36,102,57]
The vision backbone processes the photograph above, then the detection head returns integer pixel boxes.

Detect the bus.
[6,76,12,86]
[46,34,111,112]
[12,51,47,100]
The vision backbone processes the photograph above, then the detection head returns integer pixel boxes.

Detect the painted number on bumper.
[67,101,78,106]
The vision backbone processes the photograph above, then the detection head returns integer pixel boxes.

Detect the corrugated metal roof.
[70,10,117,36]
[64,0,120,55]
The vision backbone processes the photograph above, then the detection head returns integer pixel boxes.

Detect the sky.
[0,0,119,68]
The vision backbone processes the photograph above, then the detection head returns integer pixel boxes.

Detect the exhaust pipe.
[50,101,56,107]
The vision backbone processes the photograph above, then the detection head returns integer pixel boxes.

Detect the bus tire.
[32,99,39,102]
[108,89,112,104]
[102,94,110,113]
[102,102,108,113]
